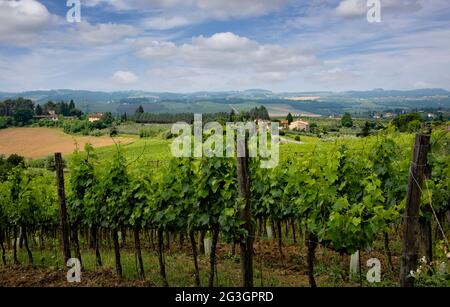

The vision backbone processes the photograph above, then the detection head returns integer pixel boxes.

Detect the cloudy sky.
[0,0,449,92]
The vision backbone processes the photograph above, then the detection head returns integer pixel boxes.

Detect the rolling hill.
[0,88,448,116]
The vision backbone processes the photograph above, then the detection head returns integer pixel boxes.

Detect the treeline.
[0,98,35,127]
[36,100,83,118]
[51,112,117,136]
[0,98,122,136]
[0,98,83,128]
[133,105,270,124]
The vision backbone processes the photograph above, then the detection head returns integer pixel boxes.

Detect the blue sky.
[0,0,449,92]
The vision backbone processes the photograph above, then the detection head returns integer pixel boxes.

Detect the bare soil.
[0,266,153,287]
[0,128,133,159]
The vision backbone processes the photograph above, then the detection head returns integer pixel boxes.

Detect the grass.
[116,123,172,136]
[5,232,417,287]
[91,136,171,164]
[9,245,268,287]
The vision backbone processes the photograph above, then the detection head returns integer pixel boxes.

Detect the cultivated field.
[0,127,134,159]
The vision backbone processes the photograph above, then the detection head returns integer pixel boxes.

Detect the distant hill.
[342,88,450,98]
[0,88,448,116]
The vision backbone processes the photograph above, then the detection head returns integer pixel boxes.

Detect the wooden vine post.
[237,133,254,287]
[55,152,71,263]
[399,133,430,287]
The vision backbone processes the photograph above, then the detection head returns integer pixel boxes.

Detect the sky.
[0,0,449,93]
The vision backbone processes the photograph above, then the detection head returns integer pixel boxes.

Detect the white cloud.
[69,22,141,46]
[112,71,139,84]
[0,45,126,91]
[195,0,287,19]
[189,32,256,51]
[136,40,178,59]
[142,15,193,30]
[315,67,359,83]
[136,32,319,91]
[87,0,287,16]
[336,0,367,17]
[87,0,287,29]
[0,0,58,45]
[336,0,421,17]
[138,32,319,73]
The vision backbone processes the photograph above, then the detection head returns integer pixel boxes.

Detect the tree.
[287,113,293,124]
[0,117,10,129]
[57,101,70,116]
[392,113,422,132]
[0,98,34,117]
[13,109,34,126]
[69,108,84,118]
[101,112,114,126]
[246,106,270,121]
[310,123,318,133]
[230,109,236,122]
[360,121,371,137]
[7,154,25,168]
[341,113,353,128]
[136,105,144,115]
[69,100,75,110]
[407,120,421,133]
[35,104,43,116]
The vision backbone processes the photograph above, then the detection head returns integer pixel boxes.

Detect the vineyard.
[0,126,448,287]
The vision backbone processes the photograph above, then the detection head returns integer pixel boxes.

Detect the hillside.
[0,88,449,116]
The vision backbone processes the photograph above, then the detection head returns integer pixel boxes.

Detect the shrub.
[0,116,11,129]
[392,113,423,132]
[110,127,118,137]
[162,130,173,139]
[341,113,353,128]
[44,155,56,171]
[27,158,46,169]
[407,120,422,133]
[90,129,104,137]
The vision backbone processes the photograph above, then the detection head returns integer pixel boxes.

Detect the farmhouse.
[34,110,58,121]
[279,120,289,129]
[254,119,272,132]
[88,112,103,122]
[289,120,310,132]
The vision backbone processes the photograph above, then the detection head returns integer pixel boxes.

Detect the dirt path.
[280,136,304,145]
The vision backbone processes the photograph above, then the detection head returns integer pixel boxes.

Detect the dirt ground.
[0,239,401,287]
[0,128,133,159]
[0,266,153,287]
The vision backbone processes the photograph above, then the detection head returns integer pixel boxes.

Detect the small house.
[33,110,58,121]
[280,120,289,129]
[88,113,103,122]
[289,120,310,132]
